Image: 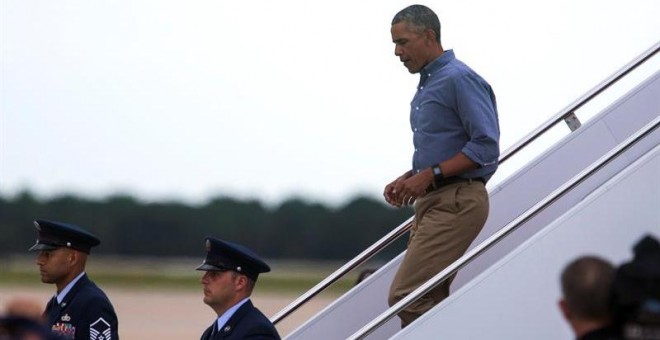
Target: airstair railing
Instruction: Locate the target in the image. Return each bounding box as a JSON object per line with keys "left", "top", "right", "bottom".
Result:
{"left": 348, "top": 115, "right": 660, "bottom": 339}
{"left": 500, "top": 40, "right": 659, "bottom": 164}
{"left": 270, "top": 216, "right": 414, "bottom": 324}
{"left": 271, "top": 40, "right": 659, "bottom": 326}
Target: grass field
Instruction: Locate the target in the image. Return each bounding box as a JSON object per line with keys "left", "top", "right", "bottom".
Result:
{"left": 0, "top": 254, "right": 370, "bottom": 293}
{"left": 1, "top": 254, "right": 383, "bottom": 338}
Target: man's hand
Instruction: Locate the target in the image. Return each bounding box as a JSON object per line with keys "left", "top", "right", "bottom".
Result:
{"left": 384, "top": 169, "right": 433, "bottom": 207}
{"left": 395, "top": 168, "right": 434, "bottom": 206}
{"left": 384, "top": 171, "right": 412, "bottom": 207}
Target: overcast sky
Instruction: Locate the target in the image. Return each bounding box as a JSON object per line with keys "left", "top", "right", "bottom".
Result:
{"left": 1, "top": 0, "right": 659, "bottom": 206}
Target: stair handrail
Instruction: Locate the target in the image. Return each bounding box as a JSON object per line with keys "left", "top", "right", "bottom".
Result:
{"left": 348, "top": 115, "right": 660, "bottom": 339}
{"left": 270, "top": 216, "right": 414, "bottom": 324}
{"left": 500, "top": 40, "right": 659, "bottom": 164}
{"left": 271, "top": 39, "right": 659, "bottom": 326}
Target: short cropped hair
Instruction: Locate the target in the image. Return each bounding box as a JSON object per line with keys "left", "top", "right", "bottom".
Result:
{"left": 561, "top": 256, "right": 615, "bottom": 320}
{"left": 391, "top": 5, "right": 441, "bottom": 43}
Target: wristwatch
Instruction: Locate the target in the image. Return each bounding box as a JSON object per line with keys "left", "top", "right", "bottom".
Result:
{"left": 432, "top": 164, "right": 444, "bottom": 187}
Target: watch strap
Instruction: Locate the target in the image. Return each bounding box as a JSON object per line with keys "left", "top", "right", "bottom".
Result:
{"left": 432, "top": 164, "right": 444, "bottom": 188}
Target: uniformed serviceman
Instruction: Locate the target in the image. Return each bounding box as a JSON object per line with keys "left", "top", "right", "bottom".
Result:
{"left": 197, "top": 237, "right": 280, "bottom": 340}
{"left": 29, "top": 219, "right": 118, "bottom": 340}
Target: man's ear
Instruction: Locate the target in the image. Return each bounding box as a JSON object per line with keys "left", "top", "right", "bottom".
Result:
{"left": 424, "top": 28, "right": 437, "bottom": 44}
{"left": 234, "top": 274, "right": 248, "bottom": 291}
{"left": 69, "top": 249, "right": 86, "bottom": 268}
{"left": 68, "top": 250, "right": 78, "bottom": 265}
{"left": 559, "top": 299, "right": 572, "bottom": 320}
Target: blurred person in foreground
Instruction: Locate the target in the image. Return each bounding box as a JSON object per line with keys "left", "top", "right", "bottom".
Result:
{"left": 0, "top": 297, "right": 60, "bottom": 340}
{"left": 611, "top": 234, "right": 660, "bottom": 340}
{"left": 197, "top": 237, "right": 280, "bottom": 340}
{"left": 384, "top": 4, "right": 499, "bottom": 327}
{"left": 3, "top": 298, "right": 44, "bottom": 322}
{"left": 28, "top": 220, "right": 118, "bottom": 340}
{"left": 0, "top": 316, "right": 58, "bottom": 340}
{"left": 559, "top": 256, "right": 618, "bottom": 340}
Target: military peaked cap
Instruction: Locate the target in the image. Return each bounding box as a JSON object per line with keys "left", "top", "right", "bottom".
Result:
{"left": 28, "top": 219, "right": 101, "bottom": 254}
{"left": 196, "top": 237, "right": 270, "bottom": 281}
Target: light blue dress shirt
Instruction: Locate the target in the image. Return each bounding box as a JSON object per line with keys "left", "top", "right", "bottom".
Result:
{"left": 410, "top": 50, "right": 500, "bottom": 181}
{"left": 56, "top": 271, "right": 86, "bottom": 303}
{"left": 215, "top": 297, "right": 250, "bottom": 332}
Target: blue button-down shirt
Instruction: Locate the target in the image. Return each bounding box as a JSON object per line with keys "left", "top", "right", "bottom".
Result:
{"left": 410, "top": 50, "right": 500, "bottom": 181}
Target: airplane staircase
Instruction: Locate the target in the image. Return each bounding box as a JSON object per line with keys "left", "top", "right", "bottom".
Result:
{"left": 272, "top": 41, "right": 660, "bottom": 340}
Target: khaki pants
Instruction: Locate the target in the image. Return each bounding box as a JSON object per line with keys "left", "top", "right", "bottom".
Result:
{"left": 388, "top": 179, "right": 489, "bottom": 327}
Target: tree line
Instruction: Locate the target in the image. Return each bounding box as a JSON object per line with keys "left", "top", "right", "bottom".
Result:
{"left": 0, "top": 191, "right": 412, "bottom": 260}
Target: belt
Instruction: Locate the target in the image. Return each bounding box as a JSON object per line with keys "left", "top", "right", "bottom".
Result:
{"left": 425, "top": 177, "right": 485, "bottom": 194}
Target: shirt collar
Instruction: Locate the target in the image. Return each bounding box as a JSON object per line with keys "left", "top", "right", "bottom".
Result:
{"left": 216, "top": 297, "right": 250, "bottom": 331}
{"left": 56, "top": 272, "right": 85, "bottom": 303}
{"left": 421, "top": 49, "right": 455, "bottom": 76}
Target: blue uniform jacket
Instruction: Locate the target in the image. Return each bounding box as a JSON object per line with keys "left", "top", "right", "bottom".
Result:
{"left": 200, "top": 300, "right": 280, "bottom": 340}
{"left": 44, "top": 274, "right": 118, "bottom": 340}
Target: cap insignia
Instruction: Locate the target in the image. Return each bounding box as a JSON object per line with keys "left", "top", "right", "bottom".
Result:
{"left": 205, "top": 240, "right": 211, "bottom": 251}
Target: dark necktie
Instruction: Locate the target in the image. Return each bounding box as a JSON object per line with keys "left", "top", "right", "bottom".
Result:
{"left": 211, "top": 322, "right": 218, "bottom": 337}
{"left": 44, "top": 296, "right": 59, "bottom": 325}
{"left": 44, "top": 296, "right": 56, "bottom": 314}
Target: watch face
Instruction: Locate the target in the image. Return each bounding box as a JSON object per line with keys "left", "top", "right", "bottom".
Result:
{"left": 433, "top": 166, "right": 442, "bottom": 175}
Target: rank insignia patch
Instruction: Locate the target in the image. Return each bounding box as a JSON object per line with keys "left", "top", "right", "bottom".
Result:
{"left": 90, "top": 317, "right": 111, "bottom": 340}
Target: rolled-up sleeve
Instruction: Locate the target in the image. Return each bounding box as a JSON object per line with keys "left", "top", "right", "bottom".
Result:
{"left": 454, "top": 74, "right": 500, "bottom": 168}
